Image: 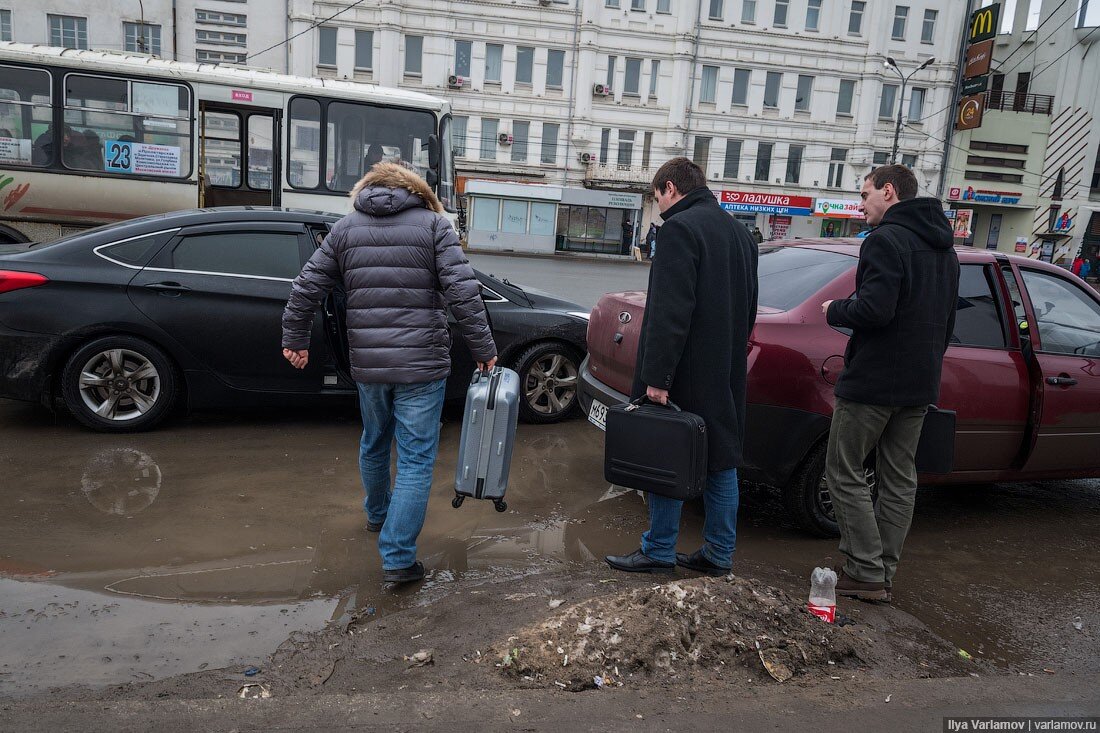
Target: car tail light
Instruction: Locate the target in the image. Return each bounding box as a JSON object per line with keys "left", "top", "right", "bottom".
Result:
{"left": 0, "top": 270, "right": 49, "bottom": 295}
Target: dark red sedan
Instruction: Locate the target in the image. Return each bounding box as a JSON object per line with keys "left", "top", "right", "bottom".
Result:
{"left": 579, "top": 240, "right": 1100, "bottom": 536}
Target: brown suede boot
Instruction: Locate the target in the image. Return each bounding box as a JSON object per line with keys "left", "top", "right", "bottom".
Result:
{"left": 836, "top": 568, "right": 888, "bottom": 601}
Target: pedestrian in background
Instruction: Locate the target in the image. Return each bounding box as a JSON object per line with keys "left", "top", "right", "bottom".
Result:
{"left": 820, "top": 165, "right": 959, "bottom": 603}
{"left": 646, "top": 222, "right": 660, "bottom": 259}
{"left": 281, "top": 163, "right": 497, "bottom": 585}
{"left": 1080, "top": 258, "right": 1092, "bottom": 282}
{"left": 605, "top": 157, "right": 758, "bottom": 576}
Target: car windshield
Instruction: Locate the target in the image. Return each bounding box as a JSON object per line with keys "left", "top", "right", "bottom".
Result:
{"left": 758, "top": 246, "right": 855, "bottom": 312}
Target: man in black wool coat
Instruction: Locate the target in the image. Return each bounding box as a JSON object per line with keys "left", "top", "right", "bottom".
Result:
{"left": 606, "top": 157, "right": 759, "bottom": 576}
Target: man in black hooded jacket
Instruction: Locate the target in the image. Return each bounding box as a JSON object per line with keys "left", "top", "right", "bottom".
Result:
{"left": 821, "top": 164, "right": 959, "bottom": 602}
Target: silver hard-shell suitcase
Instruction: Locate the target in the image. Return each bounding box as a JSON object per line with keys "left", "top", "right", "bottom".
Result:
{"left": 452, "top": 367, "right": 521, "bottom": 512}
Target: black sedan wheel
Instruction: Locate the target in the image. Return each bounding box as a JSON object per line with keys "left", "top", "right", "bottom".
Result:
{"left": 513, "top": 342, "right": 582, "bottom": 424}
{"left": 61, "top": 336, "right": 178, "bottom": 432}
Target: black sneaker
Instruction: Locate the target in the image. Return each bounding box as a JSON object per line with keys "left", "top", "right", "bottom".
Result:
{"left": 676, "top": 549, "right": 730, "bottom": 577}
{"left": 383, "top": 561, "right": 425, "bottom": 584}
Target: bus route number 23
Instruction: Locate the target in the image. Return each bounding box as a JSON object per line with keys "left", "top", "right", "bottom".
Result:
{"left": 105, "top": 141, "right": 134, "bottom": 173}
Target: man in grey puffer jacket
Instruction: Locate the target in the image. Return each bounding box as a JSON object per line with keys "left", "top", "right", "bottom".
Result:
{"left": 282, "top": 162, "right": 497, "bottom": 584}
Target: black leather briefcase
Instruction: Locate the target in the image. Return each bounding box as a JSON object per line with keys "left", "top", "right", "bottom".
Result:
{"left": 914, "top": 406, "right": 956, "bottom": 474}
{"left": 604, "top": 398, "right": 708, "bottom": 501}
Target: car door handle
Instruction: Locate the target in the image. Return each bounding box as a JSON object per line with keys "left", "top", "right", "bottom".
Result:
{"left": 144, "top": 282, "right": 191, "bottom": 293}
{"left": 1045, "top": 376, "right": 1078, "bottom": 387}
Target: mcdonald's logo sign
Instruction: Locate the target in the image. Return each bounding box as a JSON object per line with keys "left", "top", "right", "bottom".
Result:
{"left": 969, "top": 4, "right": 999, "bottom": 43}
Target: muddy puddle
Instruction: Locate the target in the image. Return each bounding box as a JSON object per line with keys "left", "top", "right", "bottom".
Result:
{"left": 2, "top": 399, "right": 1099, "bottom": 696}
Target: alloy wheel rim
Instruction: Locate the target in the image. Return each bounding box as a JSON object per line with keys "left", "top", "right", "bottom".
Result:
{"left": 78, "top": 348, "right": 161, "bottom": 422}
{"left": 818, "top": 467, "right": 877, "bottom": 523}
{"left": 524, "top": 352, "right": 578, "bottom": 415}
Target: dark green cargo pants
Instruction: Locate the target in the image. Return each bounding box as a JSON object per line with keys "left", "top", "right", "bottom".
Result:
{"left": 826, "top": 397, "right": 928, "bottom": 584}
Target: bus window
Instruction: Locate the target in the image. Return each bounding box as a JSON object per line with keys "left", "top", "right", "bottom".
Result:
{"left": 0, "top": 65, "right": 52, "bottom": 167}
{"left": 323, "top": 101, "right": 434, "bottom": 193}
{"left": 63, "top": 74, "right": 191, "bottom": 177}
{"left": 203, "top": 111, "right": 242, "bottom": 187}
{"left": 288, "top": 97, "right": 320, "bottom": 189}
{"left": 247, "top": 115, "right": 273, "bottom": 191}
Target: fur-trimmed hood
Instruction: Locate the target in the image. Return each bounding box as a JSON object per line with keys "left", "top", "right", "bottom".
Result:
{"left": 349, "top": 162, "right": 444, "bottom": 216}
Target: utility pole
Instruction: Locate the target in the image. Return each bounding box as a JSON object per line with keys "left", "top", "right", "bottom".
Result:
{"left": 886, "top": 56, "right": 936, "bottom": 164}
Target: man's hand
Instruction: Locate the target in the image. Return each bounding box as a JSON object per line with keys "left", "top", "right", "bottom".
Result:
{"left": 646, "top": 386, "right": 669, "bottom": 405}
{"left": 283, "top": 348, "right": 309, "bottom": 369}
{"left": 477, "top": 356, "right": 498, "bottom": 372}
{"left": 821, "top": 300, "right": 833, "bottom": 314}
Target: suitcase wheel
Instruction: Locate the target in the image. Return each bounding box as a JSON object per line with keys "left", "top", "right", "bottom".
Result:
{"left": 493, "top": 499, "right": 508, "bottom": 513}
{"left": 451, "top": 495, "right": 465, "bottom": 509}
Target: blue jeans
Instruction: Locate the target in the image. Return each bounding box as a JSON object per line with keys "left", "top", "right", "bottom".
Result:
{"left": 356, "top": 378, "right": 447, "bottom": 571}
{"left": 640, "top": 468, "right": 739, "bottom": 569}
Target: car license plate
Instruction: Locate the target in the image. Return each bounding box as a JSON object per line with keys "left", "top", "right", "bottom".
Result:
{"left": 588, "top": 400, "right": 608, "bottom": 431}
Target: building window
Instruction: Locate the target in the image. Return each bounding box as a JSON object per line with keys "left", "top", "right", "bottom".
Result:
{"left": 600, "top": 128, "right": 611, "bottom": 162}
{"left": 908, "top": 86, "right": 926, "bottom": 122}
{"left": 742, "top": 0, "right": 756, "bottom": 23}
{"left": 196, "top": 30, "right": 246, "bottom": 46}
{"left": 48, "top": 14, "right": 88, "bottom": 49}
{"left": 196, "top": 10, "right": 247, "bottom": 26}
{"left": 828, "top": 147, "right": 847, "bottom": 188}
{"left": 755, "top": 142, "right": 772, "bottom": 181}
{"left": 473, "top": 198, "right": 500, "bottom": 232}
{"left": 196, "top": 50, "right": 247, "bottom": 63}
{"left": 123, "top": 22, "right": 161, "bottom": 55}
{"left": 624, "top": 57, "right": 642, "bottom": 95}
{"left": 693, "top": 136, "right": 711, "bottom": 170}
{"left": 786, "top": 144, "right": 803, "bottom": 184}
{"left": 774, "top": 0, "right": 789, "bottom": 27}
{"left": 849, "top": 1, "right": 865, "bottom": 34}
{"left": 607, "top": 56, "right": 617, "bottom": 87}
{"left": 806, "top": 0, "right": 821, "bottom": 31}
{"left": 764, "top": 71, "right": 781, "bottom": 108}
{"left": 649, "top": 60, "right": 660, "bottom": 97}
{"left": 837, "top": 79, "right": 855, "bottom": 116}
{"left": 512, "top": 121, "right": 529, "bottom": 163}
{"left": 316, "top": 26, "right": 337, "bottom": 66}
{"left": 480, "top": 118, "right": 498, "bottom": 159}
{"left": 606, "top": 0, "right": 619, "bottom": 7}
{"left": 921, "top": 9, "right": 937, "bottom": 43}
{"left": 632, "top": 0, "right": 646, "bottom": 9}
{"left": 355, "top": 30, "right": 373, "bottom": 70}
{"left": 618, "top": 129, "right": 636, "bottom": 167}
{"left": 501, "top": 200, "right": 528, "bottom": 235}
{"left": 541, "top": 122, "right": 559, "bottom": 164}
{"left": 0, "top": 10, "right": 10, "bottom": 42}
{"left": 454, "top": 40, "right": 472, "bottom": 78}
{"left": 516, "top": 46, "right": 534, "bottom": 85}
{"left": 709, "top": 0, "right": 724, "bottom": 20}
{"left": 700, "top": 65, "right": 719, "bottom": 104}
{"left": 1026, "top": 0, "right": 1041, "bottom": 31}
{"left": 723, "top": 139, "right": 741, "bottom": 178}
{"left": 902, "top": 153, "right": 917, "bottom": 168}
{"left": 732, "top": 68, "right": 750, "bottom": 105}
{"left": 892, "top": 6, "right": 908, "bottom": 40}
{"left": 795, "top": 74, "right": 813, "bottom": 111}
{"left": 547, "top": 50, "right": 565, "bottom": 88}
{"left": 879, "top": 83, "right": 898, "bottom": 118}
{"left": 453, "top": 116, "right": 468, "bottom": 157}
{"left": 873, "top": 151, "right": 890, "bottom": 165}
{"left": 485, "top": 44, "right": 503, "bottom": 83}
{"left": 657, "top": 0, "right": 672, "bottom": 13}
{"left": 642, "top": 131, "right": 653, "bottom": 167}
{"left": 404, "top": 35, "right": 423, "bottom": 75}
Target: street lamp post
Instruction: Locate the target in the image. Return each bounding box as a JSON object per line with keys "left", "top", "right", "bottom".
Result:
{"left": 886, "top": 56, "right": 936, "bottom": 165}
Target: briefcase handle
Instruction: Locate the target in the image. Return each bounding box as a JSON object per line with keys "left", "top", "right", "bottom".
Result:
{"left": 627, "top": 396, "right": 683, "bottom": 412}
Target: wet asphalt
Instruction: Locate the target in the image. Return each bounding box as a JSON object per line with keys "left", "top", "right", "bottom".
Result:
{"left": 1, "top": 254, "right": 1098, "bottom": 698}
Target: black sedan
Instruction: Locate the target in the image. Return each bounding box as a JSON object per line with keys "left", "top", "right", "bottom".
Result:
{"left": 0, "top": 208, "right": 589, "bottom": 432}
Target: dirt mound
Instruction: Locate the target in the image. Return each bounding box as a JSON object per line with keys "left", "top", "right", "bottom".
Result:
{"left": 496, "top": 575, "right": 868, "bottom": 690}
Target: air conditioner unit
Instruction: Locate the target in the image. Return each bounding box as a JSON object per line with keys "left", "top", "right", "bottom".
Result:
{"left": 593, "top": 83, "right": 611, "bottom": 96}
{"left": 578, "top": 152, "right": 597, "bottom": 164}
{"left": 538, "top": 0, "right": 553, "bottom": 5}
{"left": 447, "top": 74, "right": 466, "bottom": 89}
{"left": 498, "top": 132, "right": 514, "bottom": 146}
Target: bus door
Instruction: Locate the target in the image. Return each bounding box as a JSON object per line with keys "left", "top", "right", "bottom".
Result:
{"left": 199, "top": 101, "right": 282, "bottom": 207}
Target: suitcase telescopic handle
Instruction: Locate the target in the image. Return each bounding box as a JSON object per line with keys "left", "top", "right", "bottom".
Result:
{"left": 628, "top": 396, "right": 682, "bottom": 412}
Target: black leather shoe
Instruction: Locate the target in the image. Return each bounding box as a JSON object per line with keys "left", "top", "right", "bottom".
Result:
{"left": 366, "top": 520, "right": 383, "bottom": 533}
{"left": 605, "top": 549, "right": 675, "bottom": 574}
{"left": 383, "top": 561, "right": 425, "bottom": 584}
{"left": 676, "top": 549, "right": 730, "bottom": 577}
